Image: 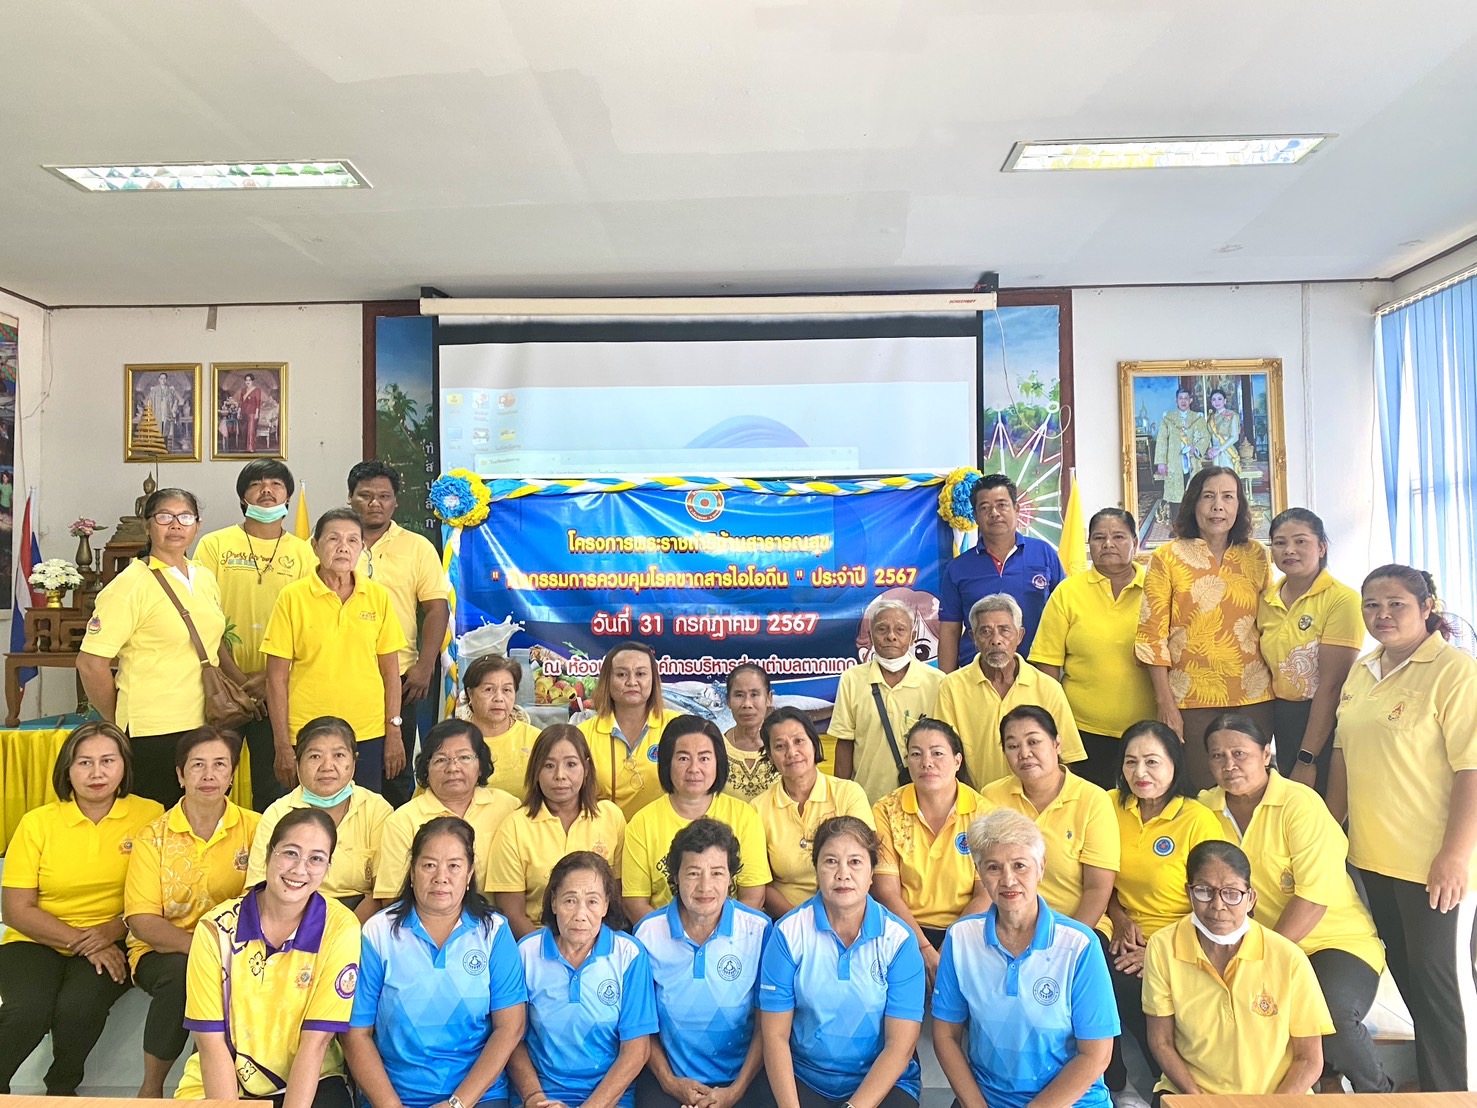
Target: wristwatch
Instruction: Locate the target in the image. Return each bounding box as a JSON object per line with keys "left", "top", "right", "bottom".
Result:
{"left": 448, "top": 1096, "right": 466, "bottom": 1108}
{"left": 1296, "top": 748, "right": 1317, "bottom": 765}
{"left": 388, "top": 715, "right": 403, "bottom": 727}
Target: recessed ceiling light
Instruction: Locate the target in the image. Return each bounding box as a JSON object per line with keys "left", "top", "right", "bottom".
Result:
{"left": 45, "top": 160, "right": 369, "bottom": 192}
{"left": 1002, "top": 135, "right": 1330, "bottom": 172}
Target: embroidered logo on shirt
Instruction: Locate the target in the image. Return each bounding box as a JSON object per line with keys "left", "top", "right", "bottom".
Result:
{"left": 119, "top": 838, "right": 134, "bottom": 854}
{"left": 717, "top": 955, "right": 742, "bottom": 982}
{"left": 1032, "top": 977, "right": 1061, "bottom": 1005}
{"left": 1297, "top": 614, "right": 1314, "bottom": 631}
{"left": 1031, "top": 573, "right": 1048, "bottom": 590}
{"left": 647, "top": 746, "right": 660, "bottom": 762}
{"left": 954, "top": 832, "right": 971, "bottom": 855}
{"left": 1252, "top": 991, "right": 1279, "bottom": 1016}
{"left": 234, "top": 848, "right": 250, "bottom": 871}
{"left": 296, "top": 966, "right": 314, "bottom": 989}
{"left": 1279, "top": 869, "right": 1296, "bottom": 894}
{"left": 1152, "top": 836, "right": 1175, "bottom": 857}
{"left": 335, "top": 964, "right": 358, "bottom": 999}
{"left": 870, "top": 956, "right": 887, "bottom": 984}
{"left": 359, "top": 611, "right": 376, "bottom": 621}
{"left": 597, "top": 978, "right": 621, "bottom": 1006}
{"left": 87, "top": 616, "right": 102, "bottom": 634}
{"left": 1388, "top": 703, "right": 1405, "bottom": 722}
{"left": 463, "top": 949, "right": 488, "bottom": 976}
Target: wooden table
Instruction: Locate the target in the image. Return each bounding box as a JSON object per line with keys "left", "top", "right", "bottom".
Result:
{"left": 1165, "top": 1096, "right": 1467, "bottom": 1107}
{"left": 3, "top": 652, "right": 91, "bottom": 726}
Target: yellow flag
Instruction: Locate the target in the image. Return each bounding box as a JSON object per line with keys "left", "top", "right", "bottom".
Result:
{"left": 1058, "top": 470, "right": 1088, "bottom": 575}
{"left": 293, "top": 484, "right": 311, "bottom": 540}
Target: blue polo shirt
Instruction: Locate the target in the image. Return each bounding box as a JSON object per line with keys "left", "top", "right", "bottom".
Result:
{"left": 518, "top": 924, "right": 659, "bottom": 1108}
{"left": 932, "top": 899, "right": 1118, "bottom": 1108}
{"left": 634, "top": 899, "right": 770, "bottom": 1087}
{"left": 758, "top": 895, "right": 925, "bottom": 1101}
{"left": 941, "top": 534, "right": 1064, "bottom": 662}
{"left": 351, "top": 907, "right": 526, "bottom": 1108}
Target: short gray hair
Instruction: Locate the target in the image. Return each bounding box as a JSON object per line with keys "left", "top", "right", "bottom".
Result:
{"left": 968, "top": 593, "right": 1023, "bottom": 634}
{"left": 867, "top": 598, "right": 915, "bottom": 634}
{"left": 967, "top": 808, "right": 1046, "bottom": 873}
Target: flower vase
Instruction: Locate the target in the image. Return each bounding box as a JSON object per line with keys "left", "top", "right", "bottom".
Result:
{"left": 75, "top": 533, "right": 94, "bottom": 573}
{"left": 44, "top": 588, "right": 65, "bottom": 608}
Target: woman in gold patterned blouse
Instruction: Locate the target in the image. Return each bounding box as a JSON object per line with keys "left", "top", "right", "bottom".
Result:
{"left": 722, "top": 663, "right": 781, "bottom": 800}
{"left": 1136, "top": 465, "right": 1273, "bottom": 790}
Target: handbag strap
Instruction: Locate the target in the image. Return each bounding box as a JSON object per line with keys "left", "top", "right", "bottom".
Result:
{"left": 870, "top": 683, "right": 906, "bottom": 773}
{"left": 150, "top": 568, "right": 210, "bottom": 665}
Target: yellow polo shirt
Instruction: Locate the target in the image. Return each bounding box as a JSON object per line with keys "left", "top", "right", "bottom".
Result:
{"left": 177, "top": 891, "right": 359, "bottom": 1099}
{"left": 357, "top": 521, "right": 450, "bottom": 675}
{"left": 622, "top": 792, "right": 772, "bottom": 907}
{"left": 581, "top": 708, "right": 682, "bottom": 818}
{"left": 1143, "top": 916, "right": 1334, "bottom": 1096}
{"left": 193, "top": 525, "right": 317, "bottom": 674}
{"left": 1, "top": 794, "right": 165, "bottom": 948}
{"left": 872, "top": 782, "right": 988, "bottom": 928}
{"left": 981, "top": 771, "right": 1119, "bottom": 919}
{"left": 1029, "top": 565, "right": 1157, "bottom": 737}
{"left": 1336, "top": 633, "right": 1477, "bottom": 884}
{"left": 829, "top": 658, "right": 946, "bottom": 804}
{"left": 81, "top": 558, "right": 228, "bottom": 736}
{"left": 1198, "top": 773, "right": 1383, "bottom": 972}
{"left": 751, "top": 773, "right": 875, "bottom": 907}
{"left": 1256, "top": 571, "right": 1365, "bottom": 702}
{"left": 245, "top": 787, "right": 394, "bottom": 902}
{"left": 260, "top": 571, "right": 407, "bottom": 744}
{"left": 124, "top": 801, "right": 261, "bottom": 973}
{"left": 372, "top": 786, "right": 520, "bottom": 899}
{"left": 484, "top": 719, "right": 538, "bottom": 798}
{"left": 1109, "top": 792, "right": 1225, "bottom": 940}
{"left": 486, "top": 799, "right": 627, "bottom": 924}
{"left": 934, "top": 655, "right": 1087, "bottom": 786}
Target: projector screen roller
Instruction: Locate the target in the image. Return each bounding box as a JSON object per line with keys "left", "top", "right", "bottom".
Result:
{"left": 438, "top": 317, "right": 978, "bottom": 478}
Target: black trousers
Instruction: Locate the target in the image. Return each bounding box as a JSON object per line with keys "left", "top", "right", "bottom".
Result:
{"left": 1360, "top": 869, "right": 1477, "bottom": 1091}
{"left": 242, "top": 714, "right": 287, "bottom": 811}
{"left": 0, "top": 940, "right": 130, "bottom": 1093}
{"left": 1307, "top": 947, "right": 1392, "bottom": 1092}
{"left": 251, "top": 1073, "right": 354, "bottom": 1108}
{"left": 1076, "top": 731, "right": 1124, "bottom": 791}
{"left": 128, "top": 730, "right": 189, "bottom": 808}
{"left": 801, "top": 1084, "right": 915, "bottom": 1108}
{"left": 637, "top": 1068, "right": 775, "bottom": 1108}
{"left": 133, "top": 950, "right": 191, "bottom": 1061}
{"left": 1270, "top": 698, "right": 1334, "bottom": 795}
{"left": 1107, "top": 953, "right": 1150, "bottom": 1086}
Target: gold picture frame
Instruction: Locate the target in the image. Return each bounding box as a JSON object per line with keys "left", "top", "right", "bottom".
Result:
{"left": 211, "top": 362, "right": 288, "bottom": 460}
{"left": 125, "top": 362, "right": 202, "bottom": 462}
{"left": 1119, "top": 358, "right": 1287, "bottom": 549}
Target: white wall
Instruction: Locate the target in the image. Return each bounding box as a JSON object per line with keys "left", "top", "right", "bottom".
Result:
{"left": 1070, "top": 281, "right": 1391, "bottom": 585}
{"left": 1391, "top": 241, "right": 1477, "bottom": 301}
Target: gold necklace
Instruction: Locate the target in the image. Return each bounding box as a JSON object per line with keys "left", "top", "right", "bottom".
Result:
{"left": 243, "top": 525, "right": 286, "bottom": 585}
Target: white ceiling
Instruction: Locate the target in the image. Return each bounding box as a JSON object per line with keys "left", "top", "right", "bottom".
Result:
{"left": 5, "top": 0, "right": 1477, "bottom": 306}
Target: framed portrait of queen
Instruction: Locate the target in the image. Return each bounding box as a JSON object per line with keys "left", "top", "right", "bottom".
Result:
{"left": 212, "top": 362, "right": 287, "bottom": 459}
{"left": 1119, "top": 358, "right": 1287, "bottom": 550}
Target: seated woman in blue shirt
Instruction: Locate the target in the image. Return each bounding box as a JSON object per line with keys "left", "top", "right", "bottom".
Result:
{"left": 932, "top": 808, "right": 1118, "bottom": 1108}
{"left": 759, "top": 816, "right": 925, "bottom": 1108}
{"left": 634, "top": 818, "right": 774, "bottom": 1108}
{"left": 510, "top": 852, "right": 658, "bottom": 1108}
{"left": 345, "top": 816, "right": 527, "bottom": 1108}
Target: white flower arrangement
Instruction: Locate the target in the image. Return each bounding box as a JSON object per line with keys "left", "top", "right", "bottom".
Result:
{"left": 29, "top": 558, "right": 83, "bottom": 591}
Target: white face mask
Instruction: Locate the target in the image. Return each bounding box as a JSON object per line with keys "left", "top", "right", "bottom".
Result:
{"left": 1191, "top": 912, "right": 1251, "bottom": 947}
{"left": 874, "top": 652, "right": 912, "bottom": 673}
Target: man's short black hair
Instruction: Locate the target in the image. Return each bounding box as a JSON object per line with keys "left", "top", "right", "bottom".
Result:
{"left": 236, "top": 460, "right": 296, "bottom": 508}
{"left": 347, "top": 460, "right": 400, "bottom": 495}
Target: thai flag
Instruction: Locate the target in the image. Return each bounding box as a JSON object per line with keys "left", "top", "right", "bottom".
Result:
{"left": 10, "top": 489, "right": 43, "bottom": 688}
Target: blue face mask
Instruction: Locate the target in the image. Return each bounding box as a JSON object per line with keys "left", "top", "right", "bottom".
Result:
{"left": 302, "top": 781, "right": 354, "bottom": 808}
{"left": 244, "top": 503, "right": 290, "bottom": 524}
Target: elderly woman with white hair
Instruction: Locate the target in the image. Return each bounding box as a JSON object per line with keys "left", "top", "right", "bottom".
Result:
{"left": 832, "top": 597, "right": 946, "bottom": 804}
{"left": 932, "top": 809, "right": 1118, "bottom": 1108}
{"left": 935, "top": 594, "right": 1088, "bottom": 786}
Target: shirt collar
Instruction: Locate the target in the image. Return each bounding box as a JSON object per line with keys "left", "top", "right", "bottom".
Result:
{"left": 540, "top": 922, "right": 615, "bottom": 965}
{"left": 971, "top": 653, "right": 1034, "bottom": 687}
{"left": 1363, "top": 632, "right": 1448, "bottom": 680}
{"left": 1170, "top": 912, "right": 1266, "bottom": 967}
{"left": 775, "top": 773, "right": 830, "bottom": 811}
{"left": 984, "top": 896, "right": 1055, "bottom": 954}
{"left": 406, "top": 906, "right": 479, "bottom": 949}
{"left": 862, "top": 656, "right": 928, "bottom": 688}
{"left": 1118, "top": 792, "right": 1187, "bottom": 824}
{"left": 900, "top": 780, "right": 978, "bottom": 817}
{"left": 1085, "top": 563, "right": 1146, "bottom": 590}
{"left": 60, "top": 797, "right": 131, "bottom": 825}
{"left": 166, "top": 799, "right": 240, "bottom": 840}
{"left": 812, "top": 893, "right": 885, "bottom": 944}
{"left": 368, "top": 520, "right": 404, "bottom": 552}
{"left": 306, "top": 568, "right": 368, "bottom": 598}
{"left": 661, "top": 897, "right": 737, "bottom": 943}
{"left": 975, "top": 535, "right": 1025, "bottom": 558}
{"left": 235, "top": 886, "right": 329, "bottom": 953}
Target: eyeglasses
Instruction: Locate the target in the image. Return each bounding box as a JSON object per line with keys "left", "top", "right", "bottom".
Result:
{"left": 429, "top": 753, "right": 479, "bottom": 770}
{"left": 151, "top": 512, "right": 198, "bottom": 526}
{"left": 1189, "top": 883, "right": 1250, "bottom": 906}
{"left": 273, "top": 846, "right": 331, "bottom": 873}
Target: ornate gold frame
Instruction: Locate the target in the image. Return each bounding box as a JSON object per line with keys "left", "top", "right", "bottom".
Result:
{"left": 211, "top": 361, "right": 289, "bottom": 460}
{"left": 1118, "top": 357, "right": 1287, "bottom": 548}
{"left": 124, "top": 362, "right": 202, "bottom": 462}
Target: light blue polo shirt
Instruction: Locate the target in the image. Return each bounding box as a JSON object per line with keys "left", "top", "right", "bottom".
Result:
{"left": 518, "top": 924, "right": 659, "bottom": 1108}
{"left": 633, "top": 898, "right": 770, "bottom": 1087}
{"left": 758, "top": 895, "right": 925, "bottom": 1101}
{"left": 931, "top": 898, "right": 1118, "bottom": 1108}
{"left": 351, "top": 907, "right": 526, "bottom": 1108}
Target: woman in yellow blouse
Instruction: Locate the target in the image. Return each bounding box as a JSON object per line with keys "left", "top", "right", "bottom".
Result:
{"left": 489, "top": 723, "right": 627, "bottom": 938}
{"left": 722, "top": 663, "right": 780, "bottom": 801}
{"left": 579, "top": 640, "right": 680, "bottom": 818}
{"left": 1030, "top": 507, "right": 1157, "bottom": 789}
{"left": 871, "top": 718, "right": 990, "bottom": 984}
{"left": 246, "top": 716, "right": 394, "bottom": 923}
{"left": 124, "top": 726, "right": 262, "bottom": 1098}
{"left": 463, "top": 653, "right": 539, "bottom": 796}
{"left": 1201, "top": 711, "right": 1392, "bottom": 1092}
{"left": 1256, "top": 508, "right": 1363, "bottom": 795}
{"left": 0, "top": 723, "right": 164, "bottom": 1095}
{"left": 1136, "top": 465, "right": 1274, "bottom": 789}
{"left": 1206, "top": 389, "right": 1242, "bottom": 471}
{"left": 751, "top": 707, "right": 873, "bottom": 918}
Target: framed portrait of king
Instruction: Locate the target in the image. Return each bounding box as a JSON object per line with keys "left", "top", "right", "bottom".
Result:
{"left": 1119, "top": 358, "right": 1287, "bottom": 550}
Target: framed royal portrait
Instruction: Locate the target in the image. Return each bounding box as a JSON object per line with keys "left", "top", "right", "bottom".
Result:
{"left": 1119, "top": 358, "right": 1287, "bottom": 549}
{"left": 125, "top": 362, "right": 202, "bottom": 462}
{"left": 211, "top": 362, "right": 287, "bottom": 460}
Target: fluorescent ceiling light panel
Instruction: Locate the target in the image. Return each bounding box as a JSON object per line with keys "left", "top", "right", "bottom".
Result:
{"left": 1003, "top": 136, "right": 1329, "bottom": 171}
{"left": 45, "top": 161, "right": 369, "bottom": 191}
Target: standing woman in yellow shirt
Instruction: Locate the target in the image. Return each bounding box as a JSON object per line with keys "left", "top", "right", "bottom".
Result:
{"left": 1329, "top": 564, "right": 1477, "bottom": 1092}
{"left": 580, "top": 640, "right": 680, "bottom": 818}
{"left": 1256, "top": 508, "right": 1364, "bottom": 796}
{"left": 124, "top": 726, "right": 261, "bottom": 1098}
{"left": 1136, "top": 466, "right": 1274, "bottom": 790}
{"left": 1030, "top": 508, "right": 1157, "bottom": 788}
{"left": 78, "top": 488, "right": 254, "bottom": 807}
{"left": 0, "top": 723, "right": 164, "bottom": 1095}
{"left": 462, "top": 653, "right": 539, "bottom": 796}
{"left": 722, "top": 663, "right": 780, "bottom": 801}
